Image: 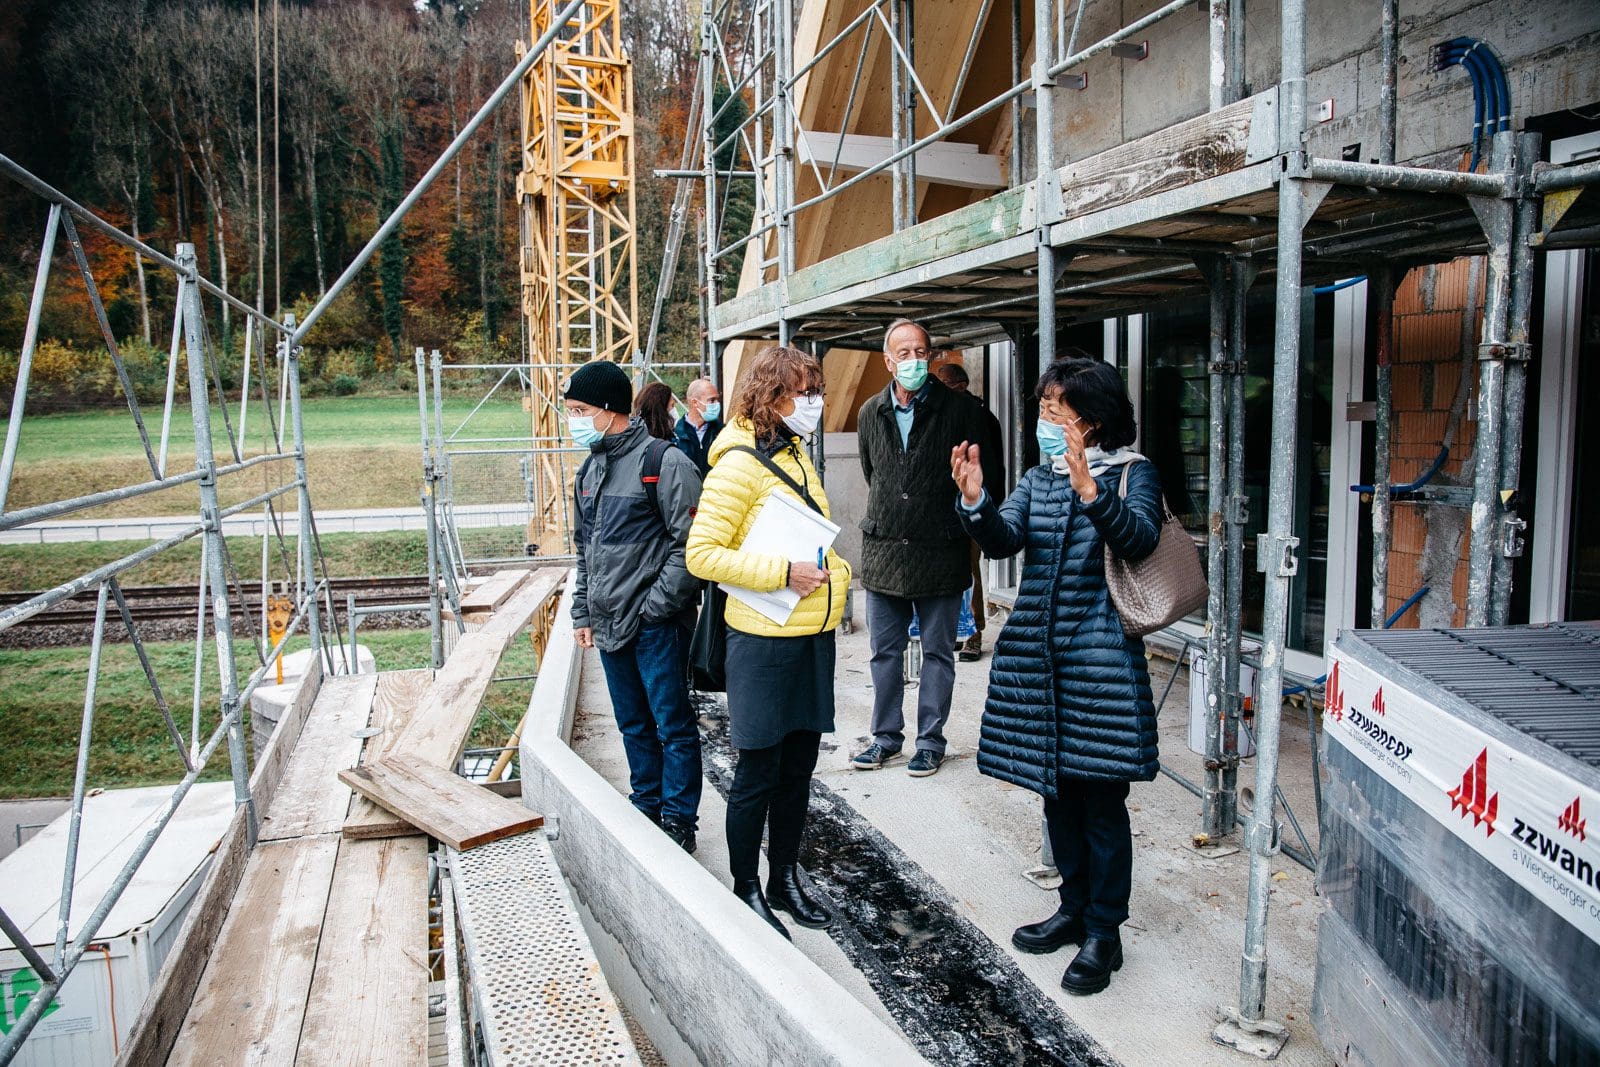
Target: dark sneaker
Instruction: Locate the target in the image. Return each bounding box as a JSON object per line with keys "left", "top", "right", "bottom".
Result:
{"left": 958, "top": 634, "right": 982, "bottom": 662}
{"left": 907, "top": 750, "right": 943, "bottom": 777}
{"left": 661, "top": 818, "right": 697, "bottom": 855}
{"left": 851, "top": 742, "right": 898, "bottom": 770}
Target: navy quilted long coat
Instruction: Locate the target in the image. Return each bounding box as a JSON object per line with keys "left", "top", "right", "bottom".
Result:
{"left": 959, "top": 461, "right": 1164, "bottom": 797}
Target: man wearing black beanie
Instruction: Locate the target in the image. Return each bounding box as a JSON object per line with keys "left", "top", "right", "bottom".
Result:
{"left": 565, "top": 360, "right": 705, "bottom": 852}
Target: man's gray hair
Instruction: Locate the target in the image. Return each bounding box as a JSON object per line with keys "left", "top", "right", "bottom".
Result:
{"left": 882, "top": 318, "right": 931, "bottom": 353}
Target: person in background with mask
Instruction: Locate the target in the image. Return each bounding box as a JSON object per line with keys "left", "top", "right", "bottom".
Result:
{"left": 564, "top": 360, "right": 705, "bottom": 854}
{"left": 851, "top": 319, "right": 1001, "bottom": 779}
{"left": 933, "top": 361, "right": 1006, "bottom": 662}
{"left": 674, "top": 377, "right": 724, "bottom": 476}
{"left": 686, "top": 345, "right": 851, "bottom": 939}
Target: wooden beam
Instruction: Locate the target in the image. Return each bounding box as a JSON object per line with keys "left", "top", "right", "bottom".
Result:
{"left": 343, "top": 668, "right": 435, "bottom": 840}
{"left": 296, "top": 837, "right": 430, "bottom": 1065}
{"left": 258, "top": 673, "right": 378, "bottom": 843}
{"left": 822, "top": 349, "right": 873, "bottom": 433}
{"left": 798, "top": 131, "right": 1006, "bottom": 190}
{"left": 339, "top": 757, "right": 544, "bottom": 851}
{"left": 166, "top": 835, "right": 340, "bottom": 1067}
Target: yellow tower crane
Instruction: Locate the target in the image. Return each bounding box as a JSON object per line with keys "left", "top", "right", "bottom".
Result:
{"left": 519, "top": 0, "right": 638, "bottom": 553}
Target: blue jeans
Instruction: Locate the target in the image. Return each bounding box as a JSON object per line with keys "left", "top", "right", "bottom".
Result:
{"left": 598, "top": 622, "right": 703, "bottom": 828}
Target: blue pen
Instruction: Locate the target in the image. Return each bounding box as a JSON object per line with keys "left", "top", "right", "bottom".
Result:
{"left": 817, "top": 547, "right": 826, "bottom": 571}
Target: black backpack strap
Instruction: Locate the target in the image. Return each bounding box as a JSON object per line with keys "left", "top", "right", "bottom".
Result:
{"left": 640, "top": 437, "right": 673, "bottom": 520}
{"left": 727, "top": 444, "right": 822, "bottom": 514}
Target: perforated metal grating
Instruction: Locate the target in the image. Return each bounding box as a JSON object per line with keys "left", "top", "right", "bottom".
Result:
{"left": 448, "top": 831, "right": 641, "bottom": 1065}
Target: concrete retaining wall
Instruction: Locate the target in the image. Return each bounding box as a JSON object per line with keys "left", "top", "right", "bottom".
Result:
{"left": 519, "top": 582, "right": 923, "bottom": 1067}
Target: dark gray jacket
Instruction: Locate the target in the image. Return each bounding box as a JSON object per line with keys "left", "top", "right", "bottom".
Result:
{"left": 571, "top": 419, "right": 703, "bottom": 652}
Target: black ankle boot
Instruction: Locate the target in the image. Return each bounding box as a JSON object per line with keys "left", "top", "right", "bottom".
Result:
{"left": 764, "top": 864, "right": 831, "bottom": 929}
{"left": 1061, "top": 935, "right": 1123, "bottom": 996}
{"left": 1011, "top": 908, "right": 1086, "bottom": 954}
{"left": 733, "top": 878, "right": 791, "bottom": 940}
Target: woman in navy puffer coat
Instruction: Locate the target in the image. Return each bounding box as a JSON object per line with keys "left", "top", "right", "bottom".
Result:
{"left": 951, "top": 357, "right": 1163, "bottom": 997}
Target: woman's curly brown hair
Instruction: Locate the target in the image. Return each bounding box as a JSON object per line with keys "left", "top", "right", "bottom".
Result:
{"left": 732, "top": 345, "right": 824, "bottom": 443}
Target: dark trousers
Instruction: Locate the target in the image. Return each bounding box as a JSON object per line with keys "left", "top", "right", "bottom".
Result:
{"left": 599, "top": 622, "right": 703, "bottom": 829}
{"left": 866, "top": 589, "right": 960, "bottom": 756}
{"left": 1044, "top": 778, "right": 1133, "bottom": 937}
{"left": 725, "top": 730, "right": 821, "bottom": 882}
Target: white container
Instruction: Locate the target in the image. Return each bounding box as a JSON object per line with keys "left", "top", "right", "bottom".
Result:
{"left": 250, "top": 644, "right": 378, "bottom": 757}
{"left": 0, "top": 783, "right": 234, "bottom": 1066}
{"left": 1187, "top": 643, "right": 1258, "bottom": 759}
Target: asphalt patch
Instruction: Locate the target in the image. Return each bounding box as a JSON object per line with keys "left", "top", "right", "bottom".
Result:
{"left": 692, "top": 692, "right": 1118, "bottom": 1067}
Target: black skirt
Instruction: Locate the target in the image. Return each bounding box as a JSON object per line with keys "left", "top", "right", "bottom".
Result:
{"left": 724, "top": 629, "right": 837, "bottom": 750}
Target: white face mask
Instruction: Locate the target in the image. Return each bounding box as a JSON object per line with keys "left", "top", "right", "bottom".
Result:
{"left": 783, "top": 395, "right": 825, "bottom": 437}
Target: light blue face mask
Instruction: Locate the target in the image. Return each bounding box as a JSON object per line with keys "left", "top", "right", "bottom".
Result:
{"left": 701, "top": 401, "right": 722, "bottom": 422}
{"left": 894, "top": 358, "right": 929, "bottom": 392}
{"left": 1035, "top": 418, "right": 1069, "bottom": 458}
{"left": 567, "top": 412, "right": 607, "bottom": 449}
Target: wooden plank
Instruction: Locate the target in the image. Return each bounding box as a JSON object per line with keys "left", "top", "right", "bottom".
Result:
{"left": 296, "top": 837, "right": 430, "bottom": 1065}
{"left": 166, "top": 835, "right": 340, "bottom": 1067}
{"left": 476, "top": 568, "right": 564, "bottom": 642}
{"left": 258, "top": 673, "right": 378, "bottom": 843}
{"left": 339, "top": 757, "right": 543, "bottom": 851}
{"left": 457, "top": 567, "right": 531, "bottom": 614}
{"left": 119, "top": 660, "right": 326, "bottom": 1066}
{"left": 345, "top": 668, "right": 435, "bottom": 838}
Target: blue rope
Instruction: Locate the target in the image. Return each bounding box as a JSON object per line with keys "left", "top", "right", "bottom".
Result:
{"left": 1277, "top": 586, "right": 1431, "bottom": 696}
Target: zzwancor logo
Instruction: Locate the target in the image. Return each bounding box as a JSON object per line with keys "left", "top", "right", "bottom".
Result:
{"left": 1325, "top": 661, "right": 1345, "bottom": 722}
{"left": 1447, "top": 747, "right": 1499, "bottom": 836}
{"left": 1559, "top": 797, "right": 1588, "bottom": 842}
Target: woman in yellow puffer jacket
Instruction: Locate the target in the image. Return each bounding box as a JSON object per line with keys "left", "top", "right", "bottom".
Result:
{"left": 686, "top": 344, "right": 850, "bottom": 940}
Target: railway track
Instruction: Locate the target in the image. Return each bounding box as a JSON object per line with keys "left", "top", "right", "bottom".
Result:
{"left": 0, "top": 575, "right": 433, "bottom": 628}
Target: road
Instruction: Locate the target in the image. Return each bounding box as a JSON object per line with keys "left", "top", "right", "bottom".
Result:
{"left": 0, "top": 503, "right": 534, "bottom": 545}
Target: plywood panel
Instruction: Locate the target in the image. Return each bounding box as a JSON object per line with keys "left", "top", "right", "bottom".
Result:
{"left": 296, "top": 837, "right": 430, "bottom": 1066}
{"left": 168, "top": 835, "right": 339, "bottom": 1067}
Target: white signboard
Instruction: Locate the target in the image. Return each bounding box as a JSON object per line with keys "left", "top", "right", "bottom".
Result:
{"left": 1325, "top": 655, "right": 1600, "bottom": 944}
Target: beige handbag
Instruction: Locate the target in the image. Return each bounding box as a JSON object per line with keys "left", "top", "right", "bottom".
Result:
{"left": 1103, "top": 461, "right": 1208, "bottom": 638}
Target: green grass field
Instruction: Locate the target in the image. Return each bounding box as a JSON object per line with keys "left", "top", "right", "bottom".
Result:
{"left": 0, "top": 627, "right": 537, "bottom": 798}
{"left": 2, "top": 393, "right": 530, "bottom": 517}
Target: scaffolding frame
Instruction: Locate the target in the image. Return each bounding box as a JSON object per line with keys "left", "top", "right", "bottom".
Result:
{"left": 693, "top": 0, "right": 1600, "bottom": 1050}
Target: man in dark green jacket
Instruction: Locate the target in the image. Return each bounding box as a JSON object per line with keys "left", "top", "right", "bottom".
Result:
{"left": 851, "top": 319, "right": 1002, "bottom": 778}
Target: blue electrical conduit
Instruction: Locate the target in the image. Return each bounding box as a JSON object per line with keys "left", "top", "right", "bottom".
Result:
{"left": 1350, "top": 442, "right": 1450, "bottom": 495}
{"left": 1313, "top": 276, "right": 1367, "bottom": 295}
{"left": 1279, "top": 585, "right": 1431, "bottom": 697}
{"left": 1436, "top": 37, "right": 1511, "bottom": 169}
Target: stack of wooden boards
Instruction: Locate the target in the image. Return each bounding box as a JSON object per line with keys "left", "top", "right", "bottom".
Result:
{"left": 138, "top": 566, "right": 563, "bottom": 1066}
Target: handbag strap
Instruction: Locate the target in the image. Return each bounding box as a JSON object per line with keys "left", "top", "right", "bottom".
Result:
{"left": 727, "top": 444, "right": 823, "bottom": 515}
{"left": 1110, "top": 458, "right": 1177, "bottom": 522}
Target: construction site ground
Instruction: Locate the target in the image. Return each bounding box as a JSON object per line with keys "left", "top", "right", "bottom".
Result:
{"left": 569, "top": 590, "right": 1331, "bottom": 1066}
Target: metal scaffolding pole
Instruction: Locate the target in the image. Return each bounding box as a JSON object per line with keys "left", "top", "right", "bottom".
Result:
{"left": 774, "top": 0, "right": 796, "bottom": 346}
{"left": 1489, "top": 131, "right": 1542, "bottom": 624}
{"left": 285, "top": 315, "right": 324, "bottom": 680}
{"left": 1201, "top": 256, "right": 1231, "bottom": 839}
{"left": 417, "top": 347, "right": 445, "bottom": 669}
{"left": 1369, "top": 266, "right": 1396, "bottom": 627}
{"left": 701, "top": 16, "right": 721, "bottom": 363}
{"left": 179, "top": 243, "right": 255, "bottom": 844}
{"left": 1222, "top": 259, "right": 1255, "bottom": 834}
{"left": 1465, "top": 132, "right": 1518, "bottom": 627}
{"left": 1033, "top": 0, "right": 1059, "bottom": 368}
{"left": 1218, "top": 0, "right": 1317, "bottom": 1049}
{"left": 888, "top": 0, "right": 911, "bottom": 232}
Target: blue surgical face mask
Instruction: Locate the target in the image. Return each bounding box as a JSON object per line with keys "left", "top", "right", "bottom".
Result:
{"left": 895, "top": 358, "right": 929, "bottom": 392}
{"left": 701, "top": 401, "right": 722, "bottom": 422}
{"left": 1035, "top": 418, "right": 1069, "bottom": 458}
{"left": 567, "top": 412, "right": 607, "bottom": 449}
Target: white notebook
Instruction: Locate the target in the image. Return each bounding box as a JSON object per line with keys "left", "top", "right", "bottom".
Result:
{"left": 719, "top": 486, "right": 841, "bottom": 625}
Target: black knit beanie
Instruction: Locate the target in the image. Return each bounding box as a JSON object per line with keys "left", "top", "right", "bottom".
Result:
{"left": 561, "top": 361, "right": 632, "bottom": 414}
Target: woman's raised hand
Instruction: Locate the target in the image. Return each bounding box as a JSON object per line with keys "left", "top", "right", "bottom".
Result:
{"left": 950, "top": 441, "right": 984, "bottom": 506}
{"left": 1063, "top": 419, "right": 1098, "bottom": 502}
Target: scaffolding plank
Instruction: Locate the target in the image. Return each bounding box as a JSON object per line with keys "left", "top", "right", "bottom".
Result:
{"left": 458, "top": 566, "right": 532, "bottom": 614}
{"left": 296, "top": 836, "right": 430, "bottom": 1066}
{"left": 167, "top": 835, "right": 340, "bottom": 1067}
{"left": 258, "top": 672, "right": 379, "bottom": 843}
{"left": 339, "top": 756, "right": 543, "bottom": 851}
{"left": 474, "top": 567, "right": 564, "bottom": 643}
{"left": 345, "top": 668, "right": 436, "bottom": 839}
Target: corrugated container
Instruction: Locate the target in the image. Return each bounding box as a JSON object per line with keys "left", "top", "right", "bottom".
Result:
{"left": 0, "top": 783, "right": 234, "bottom": 1066}
{"left": 1314, "top": 624, "right": 1600, "bottom": 1066}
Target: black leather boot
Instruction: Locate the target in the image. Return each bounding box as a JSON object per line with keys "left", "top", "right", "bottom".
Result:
{"left": 733, "top": 879, "right": 791, "bottom": 940}
{"left": 1011, "top": 908, "right": 1086, "bottom": 954}
{"left": 765, "top": 864, "right": 832, "bottom": 929}
{"left": 1061, "top": 935, "right": 1123, "bottom": 996}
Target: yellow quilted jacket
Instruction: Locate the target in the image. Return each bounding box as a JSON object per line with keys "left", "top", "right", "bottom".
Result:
{"left": 686, "top": 421, "right": 851, "bottom": 637}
